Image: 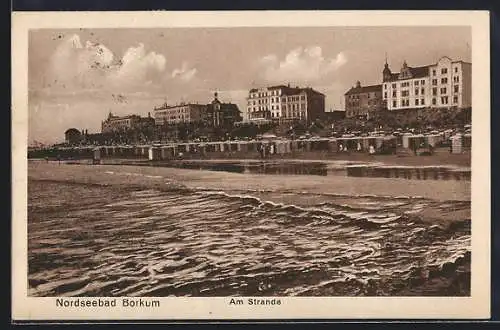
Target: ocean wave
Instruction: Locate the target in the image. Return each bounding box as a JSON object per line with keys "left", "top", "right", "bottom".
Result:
{"left": 28, "top": 181, "right": 471, "bottom": 297}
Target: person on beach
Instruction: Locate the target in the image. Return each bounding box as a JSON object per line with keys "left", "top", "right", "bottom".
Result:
{"left": 369, "top": 145, "right": 375, "bottom": 155}
{"left": 339, "top": 144, "right": 343, "bottom": 153}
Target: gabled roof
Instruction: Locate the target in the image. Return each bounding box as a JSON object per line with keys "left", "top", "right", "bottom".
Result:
{"left": 385, "top": 65, "right": 430, "bottom": 82}
{"left": 344, "top": 84, "right": 382, "bottom": 95}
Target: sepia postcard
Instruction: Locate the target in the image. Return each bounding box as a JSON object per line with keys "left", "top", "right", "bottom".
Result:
{"left": 12, "top": 10, "right": 491, "bottom": 321}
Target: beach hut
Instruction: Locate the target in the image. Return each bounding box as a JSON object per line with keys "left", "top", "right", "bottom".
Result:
{"left": 450, "top": 134, "right": 463, "bottom": 154}
{"left": 92, "top": 147, "right": 101, "bottom": 164}
{"left": 426, "top": 134, "right": 442, "bottom": 147}
{"left": 402, "top": 133, "right": 413, "bottom": 149}
{"left": 247, "top": 141, "right": 257, "bottom": 153}
{"left": 304, "top": 140, "right": 312, "bottom": 152}
{"left": 443, "top": 129, "right": 454, "bottom": 140}
{"left": 463, "top": 133, "right": 471, "bottom": 151}
{"left": 406, "top": 134, "right": 425, "bottom": 152}
{"left": 327, "top": 139, "right": 337, "bottom": 153}
{"left": 274, "top": 141, "right": 285, "bottom": 155}
{"left": 148, "top": 147, "right": 161, "bottom": 161}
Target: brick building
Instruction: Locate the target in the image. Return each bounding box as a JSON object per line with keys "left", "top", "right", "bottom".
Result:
{"left": 344, "top": 81, "right": 384, "bottom": 119}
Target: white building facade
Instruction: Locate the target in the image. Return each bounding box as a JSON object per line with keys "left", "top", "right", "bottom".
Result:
{"left": 246, "top": 85, "right": 325, "bottom": 124}
{"left": 382, "top": 56, "right": 471, "bottom": 111}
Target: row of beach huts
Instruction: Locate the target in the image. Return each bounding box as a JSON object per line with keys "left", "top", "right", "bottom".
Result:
{"left": 30, "top": 132, "right": 471, "bottom": 161}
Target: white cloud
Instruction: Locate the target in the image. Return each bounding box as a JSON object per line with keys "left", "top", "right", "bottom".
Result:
{"left": 47, "top": 35, "right": 168, "bottom": 92}
{"left": 49, "top": 34, "right": 115, "bottom": 89}
{"left": 171, "top": 62, "right": 197, "bottom": 82}
{"left": 110, "top": 43, "right": 166, "bottom": 86}
{"left": 259, "top": 46, "right": 347, "bottom": 84}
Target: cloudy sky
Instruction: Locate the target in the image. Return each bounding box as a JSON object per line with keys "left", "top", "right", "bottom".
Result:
{"left": 28, "top": 26, "right": 471, "bottom": 144}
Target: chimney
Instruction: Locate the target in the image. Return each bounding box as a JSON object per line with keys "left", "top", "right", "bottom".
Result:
{"left": 355, "top": 81, "right": 361, "bottom": 88}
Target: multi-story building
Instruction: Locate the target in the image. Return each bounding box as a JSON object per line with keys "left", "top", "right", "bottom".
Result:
{"left": 206, "top": 92, "right": 242, "bottom": 128}
{"left": 344, "top": 81, "right": 384, "bottom": 119}
{"left": 153, "top": 103, "right": 208, "bottom": 126}
{"left": 101, "top": 112, "right": 155, "bottom": 133}
{"left": 246, "top": 85, "right": 325, "bottom": 124}
{"left": 382, "top": 56, "right": 471, "bottom": 111}
{"left": 153, "top": 93, "right": 241, "bottom": 128}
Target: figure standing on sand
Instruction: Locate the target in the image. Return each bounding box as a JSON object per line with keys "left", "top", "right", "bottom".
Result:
{"left": 369, "top": 145, "right": 375, "bottom": 155}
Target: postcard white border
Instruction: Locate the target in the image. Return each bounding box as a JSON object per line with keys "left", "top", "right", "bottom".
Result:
{"left": 12, "top": 10, "right": 491, "bottom": 320}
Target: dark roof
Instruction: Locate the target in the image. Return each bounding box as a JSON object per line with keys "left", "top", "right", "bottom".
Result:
{"left": 154, "top": 103, "right": 206, "bottom": 110}
{"left": 248, "top": 86, "right": 324, "bottom": 96}
{"left": 452, "top": 60, "right": 472, "bottom": 65}
{"left": 344, "top": 84, "right": 382, "bottom": 95}
{"left": 65, "top": 128, "right": 81, "bottom": 134}
{"left": 385, "top": 65, "right": 430, "bottom": 82}
{"left": 268, "top": 85, "right": 290, "bottom": 90}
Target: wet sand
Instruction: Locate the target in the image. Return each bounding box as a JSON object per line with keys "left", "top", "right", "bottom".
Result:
{"left": 28, "top": 162, "right": 470, "bottom": 226}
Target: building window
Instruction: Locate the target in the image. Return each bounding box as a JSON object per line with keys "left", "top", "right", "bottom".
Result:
{"left": 392, "top": 91, "right": 397, "bottom": 97}
{"left": 453, "top": 76, "right": 460, "bottom": 83}
{"left": 440, "top": 87, "right": 447, "bottom": 94}
{"left": 432, "top": 87, "right": 437, "bottom": 96}
{"left": 415, "top": 81, "right": 419, "bottom": 86}
{"left": 402, "top": 90, "right": 409, "bottom": 97}
{"left": 384, "top": 92, "right": 387, "bottom": 98}
{"left": 421, "top": 88, "right": 425, "bottom": 95}
{"left": 455, "top": 67, "right": 458, "bottom": 73}
{"left": 441, "top": 77, "right": 448, "bottom": 84}
{"left": 393, "top": 100, "right": 397, "bottom": 108}
{"left": 384, "top": 84, "right": 387, "bottom": 90}
{"left": 454, "top": 85, "right": 459, "bottom": 93}
{"left": 432, "top": 79, "right": 438, "bottom": 85}
{"left": 432, "top": 98, "right": 437, "bottom": 105}
{"left": 441, "top": 68, "right": 448, "bottom": 74}
{"left": 453, "top": 96, "right": 458, "bottom": 103}
{"left": 415, "top": 88, "right": 419, "bottom": 95}
{"left": 301, "top": 95, "right": 305, "bottom": 100}
{"left": 441, "top": 96, "right": 449, "bottom": 104}
{"left": 421, "top": 80, "right": 425, "bottom": 85}
{"left": 432, "top": 69, "right": 436, "bottom": 76}
{"left": 392, "top": 83, "right": 397, "bottom": 89}
{"left": 415, "top": 99, "right": 419, "bottom": 106}
{"left": 421, "top": 98, "right": 425, "bottom": 105}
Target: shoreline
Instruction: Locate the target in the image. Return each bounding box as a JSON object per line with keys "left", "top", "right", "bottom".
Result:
{"left": 28, "top": 162, "right": 470, "bottom": 203}
{"left": 29, "top": 147, "right": 471, "bottom": 168}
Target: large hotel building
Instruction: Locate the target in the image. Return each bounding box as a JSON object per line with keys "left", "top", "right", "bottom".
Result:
{"left": 382, "top": 56, "right": 471, "bottom": 111}
{"left": 153, "top": 103, "right": 208, "bottom": 126}
{"left": 153, "top": 93, "right": 242, "bottom": 128}
{"left": 246, "top": 85, "right": 325, "bottom": 124}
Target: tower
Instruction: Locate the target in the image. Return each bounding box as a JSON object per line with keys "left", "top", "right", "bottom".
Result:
{"left": 382, "top": 55, "right": 392, "bottom": 82}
